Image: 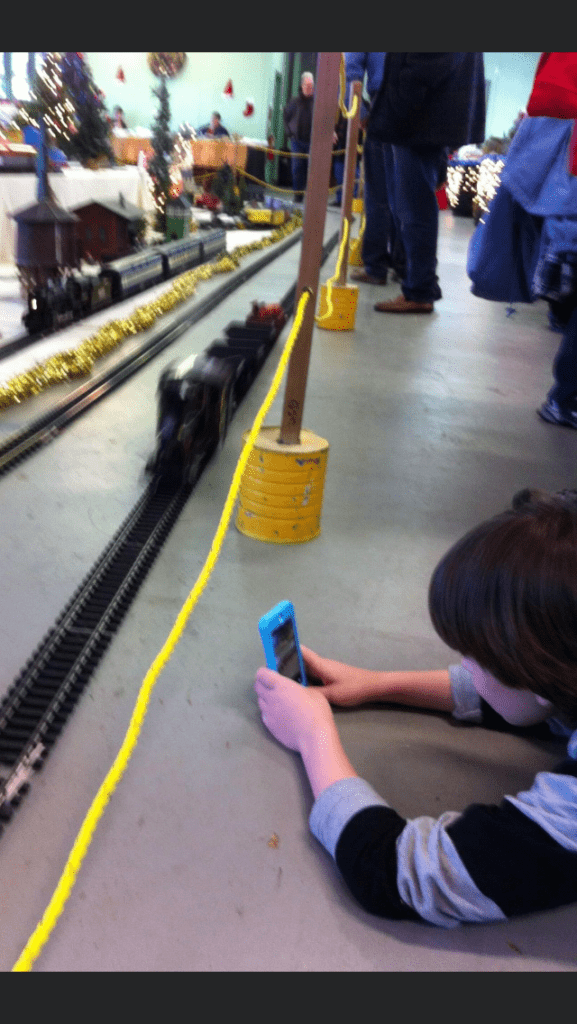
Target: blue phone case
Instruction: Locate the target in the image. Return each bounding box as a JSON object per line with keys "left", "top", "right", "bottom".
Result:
{"left": 259, "top": 600, "right": 308, "bottom": 685}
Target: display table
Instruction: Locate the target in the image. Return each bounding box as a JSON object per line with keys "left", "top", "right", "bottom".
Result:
{"left": 111, "top": 136, "right": 155, "bottom": 165}
{"left": 191, "top": 139, "right": 247, "bottom": 170}
{"left": 0, "top": 165, "right": 155, "bottom": 263}
{"left": 190, "top": 139, "right": 248, "bottom": 190}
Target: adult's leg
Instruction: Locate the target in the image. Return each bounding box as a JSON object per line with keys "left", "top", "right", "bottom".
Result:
{"left": 392, "top": 144, "right": 445, "bottom": 303}
{"left": 383, "top": 143, "right": 405, "bottom": 278}
{"left": 361, "top": 135, "right": 392, "bottom": 279}
{"left": 545, "top": 299, "right": 577, "bottom": 409}
{"left": 332, "top": 157, "right": 344, "bottom": 204}
{"left": 290, "top": 138, "right": 309, "bottom": 199}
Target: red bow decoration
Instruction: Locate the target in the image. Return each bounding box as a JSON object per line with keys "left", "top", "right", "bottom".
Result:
{"left": 116, "top": 66, "right": 125, "bottom": 83}
{"left": 527, "top": 52, "right": 577, "bottom": 176}
{"left": 243, "top": 98, "right": 254, "bottom": 117}
{"left": 223, "top": 79, "right": 233, "bottom": 98}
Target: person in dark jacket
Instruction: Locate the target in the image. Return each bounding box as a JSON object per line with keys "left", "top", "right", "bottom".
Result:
{"left": 283, "top": 72, "right": 315, "bottom": 200}
{"left": 367, "top": 53, "right": 485, "bottom": 313}
{"left": 198, "top": 112, "right": 230, "bottom": 138}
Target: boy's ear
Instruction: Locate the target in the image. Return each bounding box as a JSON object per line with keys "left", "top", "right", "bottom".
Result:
{"left": 511, "top": 488, "right": 552, "bottom": 509}
{"left": 511, "top": 487, "right": 577, "bottom": 510}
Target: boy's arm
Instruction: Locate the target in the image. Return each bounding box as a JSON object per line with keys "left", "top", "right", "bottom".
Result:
{"left": 255, "top": 667, "right": 577, "bottom": 926}
{"left": 301, "top": 646, "right": 455, "bottom": 712}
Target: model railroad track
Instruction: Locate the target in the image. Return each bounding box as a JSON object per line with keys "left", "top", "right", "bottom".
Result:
{"left": 0, "top": 226, "right": 339, "bottom": 480}
{"left": 0, "top": 478, "right": 191, "bottom": 828}
{"left": 0, "top": 230, "right": 339, "bottom": 833}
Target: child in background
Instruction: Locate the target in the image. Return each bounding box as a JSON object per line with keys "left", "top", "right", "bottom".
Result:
{"left": 254, "top": 490, "right": 577, "bottom": 926}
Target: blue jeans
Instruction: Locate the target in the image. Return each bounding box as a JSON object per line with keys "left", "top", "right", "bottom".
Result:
{"left": 332, "top": 157, "right": 359, "bottom": 205}
{"left": 548, "top": 301, "right": 577, "bottom": 407}
{"left": 382, "top": 143, "right": 405, "bottom": 277}
{"left": 361, "top": 136, "right": 395, "bottom": 279}
{"left": 391, "top": 144, "right": 446, "bottom": 303}
{"left": 290, "top": 137, "right": 309, "bottom": 197}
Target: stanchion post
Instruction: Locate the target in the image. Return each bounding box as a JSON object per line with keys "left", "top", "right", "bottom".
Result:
{"left": 279, "top": 52, "right": 341, "bottom": 445}
{"left": 337, "top": 80, "right": 362, "bottom": 286}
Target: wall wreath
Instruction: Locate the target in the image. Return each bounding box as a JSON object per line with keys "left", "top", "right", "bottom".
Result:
{"left": 148, "top": 53, "right": 187, "bottom": 78}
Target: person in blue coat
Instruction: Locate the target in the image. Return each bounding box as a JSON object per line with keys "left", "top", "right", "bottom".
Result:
{"left": 345, "top": 52, "right": 405, "bottom": 285}
{"left": 367, "top": 53, "right": 486, "bottom": 314}
{"left": 467, "top": 115, "right": 577, "bottom": 427}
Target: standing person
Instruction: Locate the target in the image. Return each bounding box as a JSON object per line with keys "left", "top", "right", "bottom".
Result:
{"left": 345, "top": 52, "right": 404, "bottom": 285}
{"left": 255, "top": 491, "right": 577, "bottom": 926}
{"left": 283, "top": 71, "right": 315, "bottom": 201}
{"left": 366, "top": 53, "right": 485, "bottom": 313}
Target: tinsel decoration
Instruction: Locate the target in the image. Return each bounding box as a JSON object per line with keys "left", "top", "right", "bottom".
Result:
{"left": 116, "top": 67, "right": 125, "bottom": 83}
{"left": 243, "top": 98, "right": 255, "bottom": 117}
{"left": 0, "top": 216, "right": 303, "bottom": 411}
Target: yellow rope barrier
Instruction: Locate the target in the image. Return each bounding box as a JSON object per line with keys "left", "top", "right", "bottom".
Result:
{"left": 315, "top": 218, "right": 350, "bottom": 323}
{"left": 236, "top": 165, "right": 360, "bottom": 198}
{"left": 338, "top": 53, "right": 359, "bottom": 120}
{"left": 12, "top": 289, "right": 312, "bottom": 972}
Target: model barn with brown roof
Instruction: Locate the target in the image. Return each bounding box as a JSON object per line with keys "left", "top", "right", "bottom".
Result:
{"left": 71, "top": 194, "right": 146, "bottom": 263}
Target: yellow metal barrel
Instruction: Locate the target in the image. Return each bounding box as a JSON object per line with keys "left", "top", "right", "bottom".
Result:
{"left": 316, "top": 282, "right": 358, "bottom": 330}
{"left": 236, "top": 427, "right": 329, "bottom": 543}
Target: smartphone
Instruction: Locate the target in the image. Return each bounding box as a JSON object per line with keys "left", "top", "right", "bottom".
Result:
{"left": 259, "top": 600, "right": 308, "bottom": 685}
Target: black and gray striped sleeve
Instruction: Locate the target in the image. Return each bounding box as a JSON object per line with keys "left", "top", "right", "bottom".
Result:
{"left": 308, "top": 660, "right": 577, "bottom": 926}
{"left": 309, "top": 761, "right": 577, "bottom": 926}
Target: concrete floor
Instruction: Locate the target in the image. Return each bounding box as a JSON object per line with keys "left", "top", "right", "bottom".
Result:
{"left": 1, "top": 209, "right": 577, "bottom": 971}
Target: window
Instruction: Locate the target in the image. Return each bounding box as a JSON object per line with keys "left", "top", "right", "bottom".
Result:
{"left": 1, "top": 52, "right": 44, "bottom": 101}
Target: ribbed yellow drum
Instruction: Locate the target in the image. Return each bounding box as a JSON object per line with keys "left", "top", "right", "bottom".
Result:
{"left": 316, "top": 282, "right": 358, "bottom": 330}
{"left": 236, "top": 427, "right": 329, "bottom": 543}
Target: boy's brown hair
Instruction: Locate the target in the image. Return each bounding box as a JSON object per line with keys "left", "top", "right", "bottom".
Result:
{"left": 428, "top": 496, "right": 577, "bottom": 722}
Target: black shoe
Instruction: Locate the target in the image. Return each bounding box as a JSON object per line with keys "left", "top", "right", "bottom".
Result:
{"left": 538, "top": 398, "right": 577, "bottom": 428}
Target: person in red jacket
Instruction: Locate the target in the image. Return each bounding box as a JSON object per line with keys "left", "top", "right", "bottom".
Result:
{"left": 527, "top": 52, "right": 577, "bottom": 175}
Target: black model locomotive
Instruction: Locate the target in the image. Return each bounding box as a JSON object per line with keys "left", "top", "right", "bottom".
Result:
{"left": 147, "top": 304, "right": 288, "bottom": 489}
{"left": 23, "top": 228, "right": 227, "bottom": 336}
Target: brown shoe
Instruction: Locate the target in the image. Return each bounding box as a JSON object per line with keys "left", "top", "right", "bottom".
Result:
{"left": 350, "top": 269, "right": 388, "bottom": 285}
{"left": 374, "top": 294, "right": 434, "bottom": 314}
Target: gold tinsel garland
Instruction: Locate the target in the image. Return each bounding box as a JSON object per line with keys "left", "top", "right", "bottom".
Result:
{"left": 0, "top": 216, "right": 303, "bottom": 412}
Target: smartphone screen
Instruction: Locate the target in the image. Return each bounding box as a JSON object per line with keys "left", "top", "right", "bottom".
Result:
{"left": 271, "top": 618, "right": 303, "bottom": 683}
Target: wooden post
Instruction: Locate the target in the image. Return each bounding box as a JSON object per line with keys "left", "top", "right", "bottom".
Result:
{"left": 279, "top": 52, "right": 341, "bottom": 445}
{"left": 337, "top": 80, "right": 362, "bottom": 286}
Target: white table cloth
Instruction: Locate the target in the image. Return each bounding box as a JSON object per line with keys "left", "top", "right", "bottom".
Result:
{"left": 0, "top": 166, "right": 156, "bottom": 263}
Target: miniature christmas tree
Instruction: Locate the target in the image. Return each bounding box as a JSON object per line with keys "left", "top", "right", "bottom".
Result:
{"left": 148, "top": 76, "right": 173, "bottom": 234}
{"left": 59, "top": 52, "right": 114, "bottom": 166}
{"left": 212, "top": 163, "right": 245, "bottom": 215}
{"left": 16, "top": 52, "right": 77, "bottom": 152}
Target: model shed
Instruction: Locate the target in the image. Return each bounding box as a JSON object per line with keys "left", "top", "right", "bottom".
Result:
{"left": 71, "top": 193, "right": 146, "bottom": 263}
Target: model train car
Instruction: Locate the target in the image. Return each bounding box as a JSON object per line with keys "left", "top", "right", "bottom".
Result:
{"left": 22, "top": 228, "right": 227, "bottom": 336}
{"left": 147, "top": 308, "right": 285, "bottom": 489}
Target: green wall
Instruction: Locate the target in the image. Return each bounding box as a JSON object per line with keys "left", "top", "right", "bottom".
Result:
{"left": 85, "top": 52, "right": 285, "bottom": 140}
{"left": 84, "top": 52, "right": 543, "bottom": 146}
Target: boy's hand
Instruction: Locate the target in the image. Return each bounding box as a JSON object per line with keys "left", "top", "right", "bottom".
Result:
{"left": 254, "top": 668, "right": 334, "bottom": 753}
{"left": 301, "top": 646, "right": 381, "bottom": 706}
